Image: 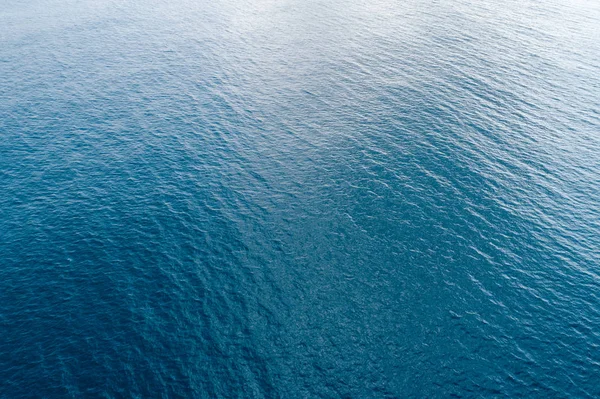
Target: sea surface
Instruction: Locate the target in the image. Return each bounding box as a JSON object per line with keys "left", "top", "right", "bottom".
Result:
{"left": 1, "top": 0, "right": 600, "bottom": 397}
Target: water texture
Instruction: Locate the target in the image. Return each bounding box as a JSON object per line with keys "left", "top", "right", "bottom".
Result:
{"left": 1, "top": 0, "right": 600, "bottom": 397}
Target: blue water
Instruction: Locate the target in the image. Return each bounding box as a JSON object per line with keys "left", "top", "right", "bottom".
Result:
{"left": 1, "top": 0, "right": 600, "bottom": 397}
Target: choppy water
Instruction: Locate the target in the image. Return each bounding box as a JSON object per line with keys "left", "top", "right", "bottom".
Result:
{"left": 1, "top": 0, "right": 600, "bottom": 397}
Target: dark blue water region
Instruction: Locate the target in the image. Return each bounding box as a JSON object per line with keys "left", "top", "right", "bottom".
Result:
{"left": 1, "top": 0, "right": 600, "bottom": 397}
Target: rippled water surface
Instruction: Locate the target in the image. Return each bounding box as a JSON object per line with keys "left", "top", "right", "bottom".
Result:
{"left": 1, "top": 0, "right": 600, "bottom": 397}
